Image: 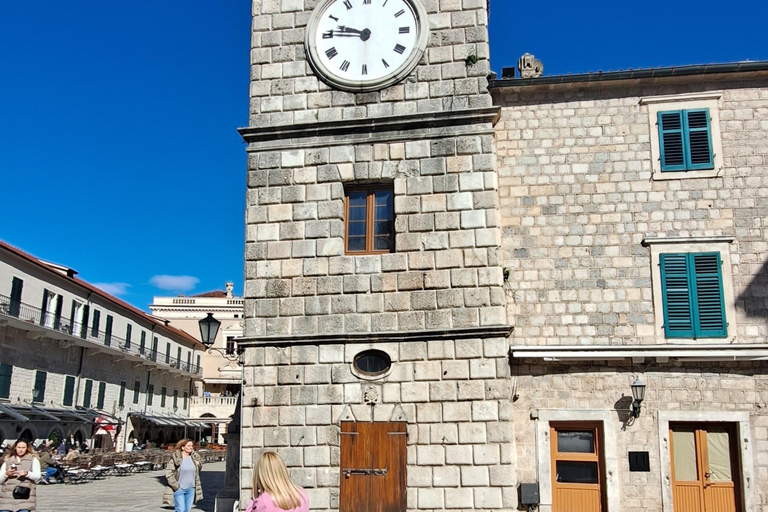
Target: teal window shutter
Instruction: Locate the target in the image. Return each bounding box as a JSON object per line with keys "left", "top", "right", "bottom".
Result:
{"left": 105, "top": 315, "right": 113, "bottom": 346}
{"left": 40, "top": 289, "right": 50, "bottom": 326}
{"left": 119, "top": 381, "right": 126, "bottom": 407}
{"left": 63, "top": 376, "right": 75, "bottom": 406}
{"left": 660, "top": 253, "right": 694, "bottom": 338}
{"left": 661, "top": 252, "right": 728, "bottom": 339}
{"left": 53, "top": 295, "right": 63, "bottom": 330}
{"left": 658, "top": 111, "right": 686, "bottom": 172}
{"left": 133, "top": 381, "right": 140, "bottom": 404}
{"left": 0, "top": 364, "right": 12, "bottom": 399}
{"left": 91, "top": 309, "right": 101, "bottom": 337}
{"left": 691, "top": 252, "right": 727, "bottom": 338}
{"left": 33, "top": 371, "right": 47, "bottom": 403}
{"left": 684, "top": 109, "right": 714, "bottom": 170}
{"left": 83, "top": 379, "right": 93, "bottom": 408}
{"left": 147, "top": 385, "right": 154, "bottom": 406}
{"left": 81, "top": 305, "right": 90, "bottom": 339}
{"left": 161, "top": 387, "right": 167, "bottom": 407}
{"left": 125, "top": 324, "right": 132, "bottom": 348}
{"left": 97, "top": 382, "right": 106, "bottom": 409}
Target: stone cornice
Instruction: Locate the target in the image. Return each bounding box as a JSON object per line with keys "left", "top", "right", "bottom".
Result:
{"left": 641, "top": 236, "right": 735, "bottom": 246}
{"left": 237, "top": 107, "right": 501, "bottom": 151}
{"left": 237, "top": 325, "right": 513, "bottom": 348}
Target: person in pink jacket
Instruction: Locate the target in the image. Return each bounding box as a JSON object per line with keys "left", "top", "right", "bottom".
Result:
{"left": 246, "top": 451, "right": 309, "bottom": 512}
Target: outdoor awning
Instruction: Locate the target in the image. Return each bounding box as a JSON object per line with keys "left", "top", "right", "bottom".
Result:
{"left": 0, "top": 404, "right": 115, "bottom": 424}
{"left": 129, "top": 412, "right": 210, "bottom": 428}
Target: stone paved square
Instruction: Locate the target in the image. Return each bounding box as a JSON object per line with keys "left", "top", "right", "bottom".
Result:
{"left": 37, "top": 461, "right": 226, "bottom": 512}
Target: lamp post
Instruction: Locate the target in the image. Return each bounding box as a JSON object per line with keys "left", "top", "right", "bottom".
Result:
{"left": 630, "top": 376, "right": 646, "bottom": 418}
{"left": 199, "top": 312, "right": 244, "bottom": 364}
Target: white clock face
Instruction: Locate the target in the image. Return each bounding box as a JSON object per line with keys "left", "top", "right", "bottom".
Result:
{"left": 306, "top": 0, "right": 428, "bottom": 92}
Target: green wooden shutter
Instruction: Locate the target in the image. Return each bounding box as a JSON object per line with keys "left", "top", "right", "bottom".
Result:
{"left": 91, "top": 309, "right": 101, "bottom": 337}
{"left": 33, "top": 371, "right": 47, "bottom": 403}
{"left": 691, "top": 253, "right": 727, "bottom": 338}
{"left": 173, "top": 390, "right": 178, "bottom": 409}
{"left": 183, "top": 392, "right": 188, "bottom": 410}
{"left": 147, "top": 385, "right": 154, "bottom": 406}
{"left": 81, "top": 305, "right": 90, "bottom": 339}
{"left": 69, "top": 300, "right": 77, "bottom": 335}
{"left": 9, "top": 277, "right": 23, "bottom": 317}
{"left": 54, "top": 295, "right": 63, "bottom": 330}
{"left": 63, "top": 376, "right": 76, "bottom": 406}
{"left": 161, "top": 387, "right": 167, "bottom": 407}
{"left": 126, "top": 324, "right": 132, "bottom": 349}
{"left": 40, "top": 289, "right": 50, "bottom": 326}
{"left": 684, "top": 109, "right": 714, "bottom": 170}
{"left": 658, "top": 110, "right": 686, "bottom": 172}
{"left": 133, "top": 381, "right": 140, "bottom": 404}
{"left": 83, "top": 379, "right": 93, "bottom": 408}
{"left": 0, "top": 364, "right": 12, "bottom": 399}
{"left": 105, "top": 315, "right": 113, "bottom": 346}
{"left": 660, "top": 253, "right": 695, "bottom": 338}
{"left": 97, "top": 382, "right": 106, "bottom": 409}
{"left": 119, "top": 381, "right": 126, "bottom": 407}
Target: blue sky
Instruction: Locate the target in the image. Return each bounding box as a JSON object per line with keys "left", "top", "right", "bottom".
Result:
{"left": 1, "top": 0, "right": 765, "bottom": 311}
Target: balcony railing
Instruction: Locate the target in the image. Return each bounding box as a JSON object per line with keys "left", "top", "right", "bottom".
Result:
{"left": 0, "top": 294, "right": 202, "bottom": 376}
{"left": 191, "top": 396, "right": 238, "bottom": 406}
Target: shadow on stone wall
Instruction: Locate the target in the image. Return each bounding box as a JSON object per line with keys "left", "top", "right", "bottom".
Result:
{"left": 737, "top": 257, "right": 768, "bottom": 319}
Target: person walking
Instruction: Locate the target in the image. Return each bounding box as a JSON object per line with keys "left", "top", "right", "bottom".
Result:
{"left": 0, "top": 439, "right": 41, "bottom": 512}
{"left": 163, "top": 439, "right": 202, "bottom": 512}
{"left": 246, "top": 451, "right": 309, "bottom": 512}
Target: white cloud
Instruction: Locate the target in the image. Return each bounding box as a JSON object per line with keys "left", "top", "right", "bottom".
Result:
{"left": 94, "top": 282, "right": 131, "bottom": 296}
{"left": 149, "top": 275, "right": 200, "bottom": 292}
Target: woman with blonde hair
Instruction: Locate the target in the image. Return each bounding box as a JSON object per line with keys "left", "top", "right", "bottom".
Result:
{"left": 162, "top": 439, "right": 203, "bottom": 512}
{"left": 246, "top": 451, "right": 308, "bottom": 512}
{"left": 0, "top": 439, "right": 41, "bottom": 512}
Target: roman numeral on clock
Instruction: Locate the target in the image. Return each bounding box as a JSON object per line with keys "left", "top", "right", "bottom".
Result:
{"left": 399, "top": 27, "right": 410, "bottom": 34}
{"left": 340, "top": 60, "right": 350, "bottom": 72}
{"left": 394, "top": 9, "right": 405, "bottom": 17}
{"left": 323, "top": 30, "right": 334, "bottom": 39}
{"left": 329, "top": 14, "right": 339, "bottom": 21}
{"left": 343, "top": 0, "right": 352, "bottom": 9}
{"left": 362, "top": 64, "right": 368, "bottom": 75}
{"left": 382, "top": 59, "right": 390, "bottom": 68}
{"left": 363, "top": 0, "right": 372, "bottom": 4}
{"left": 394, "top": 44, "right": 406, "bottom": 54}
{"left": 325, "top": 47, "right": 339, "bottom": 59}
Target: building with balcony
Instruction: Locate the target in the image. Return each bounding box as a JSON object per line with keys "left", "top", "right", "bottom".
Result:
{"left": 0, "top": 240, "right": 205, "bottom": 451}
{"left": 150, "top": 285, "right": 244, "bottom": 443}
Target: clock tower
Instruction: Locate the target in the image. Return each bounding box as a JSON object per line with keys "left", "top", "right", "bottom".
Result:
{"left": 239, "top": 0, "right": 514, "bottom": 510}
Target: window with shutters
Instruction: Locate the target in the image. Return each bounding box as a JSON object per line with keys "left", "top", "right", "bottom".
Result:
{"left": 97, "top": 382, "right": 106, "bottom": 409}
{"left": 33, "top": 371, "right": 47, "bottom": 403}
{"left": 105, "top": 315, "right": 113, "bottom": 346}
{"left": 647, "top": 239, "right": 736, "bottom": 341}
{"left": 173, "top": 390, "right": 178, "bottom": 410}
{"left": 161, "top": 387, "right": 167, "bottom": 408}
{"left": 119, "top": 381, "right": 126, "bottom": 407}
{"left": 83, "top": 379, "right": 93, "bottom": 408}
{"left": 133, "top": 381, "right": 140, "bottom": 404}
{"left": 139, "top": 331, "right": 146, "bottom": 355}
{"left": 63, "top": 376, "right": 76, "bottom": 406}
{"left": 91, "top": 309, "right": 101, "bottom": 337}
{"left": 345, "top": 185, "right": 395, "bottom": 254}
{"left": 147, "top": 384, "right": 155, "bottom": 406}
{"left": 8, "top": 277, "right": 23, "bottom": 317}
{"left": 183, "top": 392, "right": 188, "bottom": 410}
{"left": 643, "top": 93, "right": 723, "bottom": 180}
{"left": 0, "top": 364, "right": 12, "bottom": 400}
{"left": 125, "top": 324, "right": 132, "bottom": 349}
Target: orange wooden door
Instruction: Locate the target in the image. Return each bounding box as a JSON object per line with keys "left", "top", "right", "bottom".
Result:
{"left": 670, "top": 424, "right": 739, "bottom": 512}
{"left": 550, "top": 423, "right": 604, "bottom": 512}
{"left": 340, "top": 422, "right": 407, "bottom": 512}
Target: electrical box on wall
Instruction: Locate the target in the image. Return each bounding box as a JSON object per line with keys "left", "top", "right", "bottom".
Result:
{"left": 629, "top": 451, "right": 651, "bottom": 472}
{"left": 519, "top": 483, "right": 540, "bottom": 505}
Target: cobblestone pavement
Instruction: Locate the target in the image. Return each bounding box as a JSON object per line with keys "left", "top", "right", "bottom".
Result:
{"left": 37, "top": 461, "right": 226, "bottom": 512}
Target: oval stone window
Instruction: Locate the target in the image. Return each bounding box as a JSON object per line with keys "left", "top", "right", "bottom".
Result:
{"left": 353, "top": 350, "right": 392, "bottom": 377}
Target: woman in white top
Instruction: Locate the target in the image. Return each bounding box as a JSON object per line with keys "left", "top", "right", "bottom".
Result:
{"left": 0, "top": 440, "right": 42, "bottom": 512}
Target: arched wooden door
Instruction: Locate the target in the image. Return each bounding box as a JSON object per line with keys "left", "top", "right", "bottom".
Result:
{"left": 340, "top": 422, "right": 407, "bottom": 512}
{"left": 670, "top": 424, "right": 740, "bottom": 512}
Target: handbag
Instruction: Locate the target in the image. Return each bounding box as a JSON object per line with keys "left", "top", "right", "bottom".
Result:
{"left": 12, "top": 486, "right": 30, "bottom": 500}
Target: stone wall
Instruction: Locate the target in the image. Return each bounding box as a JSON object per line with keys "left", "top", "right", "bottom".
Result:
{"left": 240, "top": 335, "right": 515, "bottom": 511}
{"left": 493, "top": 78, "right": 768, "bottom": 346}
{"left": 248, "top": 0, "right": 492, "bottom": 128}
{"left": 510, "top": 361, "right": 768, "bottom": 512}
{"left": 244, "top": 132, "right": 507, "bottom": 336}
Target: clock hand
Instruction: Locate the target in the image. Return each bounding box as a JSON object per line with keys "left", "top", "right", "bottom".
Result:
{"left": 335, "top": 26, "right": 372, "bottom": 41}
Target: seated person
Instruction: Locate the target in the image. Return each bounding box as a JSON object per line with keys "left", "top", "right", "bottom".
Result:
{"left": 38, "top": 447, "right": 60, "bottom": 483}
{"left": 63, "top": 448, "right": 80, "bottom": 462}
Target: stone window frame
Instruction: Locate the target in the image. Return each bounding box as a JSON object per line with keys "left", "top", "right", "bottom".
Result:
{"left": 645, "top": 237, "right": 737, "bottom": 343}
{"left": 658, "top": 411, "right": 754, "bottom": 512}
{"left": 535, "top": 409, "right": 621, "bottom": 512}
{"left": 641, "top": 92, "right": 724, "bottom": 181}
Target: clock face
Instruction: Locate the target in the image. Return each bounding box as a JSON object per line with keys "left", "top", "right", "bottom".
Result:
{"left": 306, "top": 0, "right": 428, "bottom": 92}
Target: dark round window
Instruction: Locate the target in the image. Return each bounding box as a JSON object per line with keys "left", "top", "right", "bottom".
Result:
{"left": 353, "top": 350, "right": 392, "bottom": 376}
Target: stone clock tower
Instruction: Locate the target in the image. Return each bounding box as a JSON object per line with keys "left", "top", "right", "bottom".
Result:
{"left": 238, "top": 0, "right": 515, "bottom": 510}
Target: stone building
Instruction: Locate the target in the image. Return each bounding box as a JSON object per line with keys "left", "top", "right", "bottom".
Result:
{"left": 236, "top": 1, "right": 768, "bottom": 511}
{"left": 0, "top": 240, "right": 206, "bottom": 451}
{"left": 150, "top": 285, "right": 244, "bottom": 443}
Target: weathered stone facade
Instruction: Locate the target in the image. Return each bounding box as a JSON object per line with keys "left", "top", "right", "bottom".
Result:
{"left": 239, "top": 1, "right": 768, "bottom": 511}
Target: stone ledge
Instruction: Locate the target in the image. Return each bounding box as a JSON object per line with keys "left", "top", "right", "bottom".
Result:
{"left": 641, "top": 235, "right": 735, "bottom": 246}
{"left": 238, "top": 324, "right": 513, "bottom": 348}
{"left": 238, "top": 107, "right": 501, "bottom": 149}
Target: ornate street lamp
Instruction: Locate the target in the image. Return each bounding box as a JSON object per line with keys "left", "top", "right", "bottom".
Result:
{"left": 198, "top": 313, "right": 242, "bottom": 364}
{"left": 630, "top": 376, "right": 646, "bottom": 418}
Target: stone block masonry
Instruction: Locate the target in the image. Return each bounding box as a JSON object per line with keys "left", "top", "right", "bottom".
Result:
{"left": 239, "top": 335, "right": 516, "bottom": 511}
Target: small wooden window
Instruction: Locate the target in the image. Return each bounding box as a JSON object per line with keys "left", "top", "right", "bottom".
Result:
{"left": 345, "top": 186, "right": 395, "bottom": 254}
